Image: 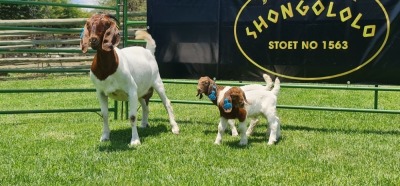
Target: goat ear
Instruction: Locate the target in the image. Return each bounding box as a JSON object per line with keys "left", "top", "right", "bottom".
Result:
{"left": 102, "top": 22, "right": 120, "bottom": 51}
{"left": 80, "top": 23, "right": 90, "bottom": 53}
{"left": 242, "top": 90, "right": 249, "bottom": 104}
{"left": 207, "top": 78, "right": 214, "bottom": 95}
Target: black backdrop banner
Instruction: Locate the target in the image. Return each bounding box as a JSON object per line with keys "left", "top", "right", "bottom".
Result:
{"left": 147, "top": 0, "right": 400, "bottom": 84}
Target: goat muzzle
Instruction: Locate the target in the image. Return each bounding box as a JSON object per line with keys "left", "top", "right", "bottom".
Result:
{"left": 89, "top": 37, "right": 100, "bottom": 49}
{"left": 196, "top": 89, "right": 203, "bottom": 99}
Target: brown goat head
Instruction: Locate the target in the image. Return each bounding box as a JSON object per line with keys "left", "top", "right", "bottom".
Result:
{"left": 80, "top": 14, "right": 121, "bottom": 53}
{"left": 220, "top": 87, "right": 248, "bottom": 113}
{"left": 196, "top": 76, "right": 215, "bottom": 99}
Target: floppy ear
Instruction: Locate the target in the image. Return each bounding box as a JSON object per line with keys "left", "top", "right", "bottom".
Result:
{"left": 80, "top": 22, "right": 90, "bottom": 53}
{"left": 207, "top": 78, "right": 215, "bottom": 95}
{"left": 241, "top": 90, "right": 249, "bottom": 105}
{"left": 102, "top": 21, "right": 120, "bottom": 51}
{"left": 230, "top": 88, "right": 248, "bottom": 107}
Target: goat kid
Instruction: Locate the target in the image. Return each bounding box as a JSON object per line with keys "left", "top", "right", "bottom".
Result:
{"left": 80, "top": 14, "right": 179, "bottom": 146}
{"left": 215, "top": 78, "right": 281, "bottom": 145}
{"left": 196, "top": 74, "right": 273, "bottom": 136}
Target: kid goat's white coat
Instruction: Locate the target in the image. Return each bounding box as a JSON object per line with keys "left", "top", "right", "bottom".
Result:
{"left": 214, "top": 78, "right": 281, "bottom": 145}
{"left": 80, "top": 14, "right": 179, "bottom": 146}
{"left": 196, "top": 74, "right": 273, "bottom": 136}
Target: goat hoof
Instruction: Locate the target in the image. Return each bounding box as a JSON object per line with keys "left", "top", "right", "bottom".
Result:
{"left": 100, "top": 134, "right": 110, "bottom": 142}
{"left": 129, "top": 140, "right": 141, "bottom": 146}
{"left": 171, "top": 126, "right": 180, "bottom": 134}
{"left": 239, "top": 139, "right": 248, "bottom": 146}
{"left": 140, "top": 123, "right": 149, "bottom": 128}
{"left": 214, "top": 141, "right": 222, "bottom": 145}
{"left": 231, "top": 131, "right": 239, "bottom": 137}
{"left": 245, "top": 132, "right": 252, "bottom": 137}
{"left": 267, "top": 141, "right": 276, "bottom": 145}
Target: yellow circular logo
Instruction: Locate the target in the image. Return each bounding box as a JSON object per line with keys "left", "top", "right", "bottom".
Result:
{"left": 234, "top": 0, "right": 390, "bottom": 81}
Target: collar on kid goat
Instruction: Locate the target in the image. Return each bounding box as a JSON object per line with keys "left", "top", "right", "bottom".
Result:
{"left": 208, "top": 85, "right": 217, "bottom": 101}
{"left": 208, "top": 77, "right": 217, "bottom": 101}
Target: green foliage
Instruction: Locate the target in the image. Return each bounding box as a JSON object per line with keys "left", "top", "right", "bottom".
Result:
{"left": 101, "top": 0, "right": 147, "bottom": 12}
{"left": 0, "top": 3, "right": 40, "bottom": 19}
{"left": 0, "top": 75, "right": 399, "bottom": 185}
{"left": 38, "top": 0, "right": 87, "bottom": 18}
{"left": 0, "top": 0, "right": 90, "bottom": 19}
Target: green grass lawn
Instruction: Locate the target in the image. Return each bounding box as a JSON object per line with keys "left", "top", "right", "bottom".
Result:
{"left": 0, "top": 74, "right": 399, "bottom": 185}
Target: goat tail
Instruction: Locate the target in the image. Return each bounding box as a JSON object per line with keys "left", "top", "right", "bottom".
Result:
{"left": 135, "top": 30, "right": 156, "bottom": 55}
{"left": 271, "top": 77, "right": 280, "bottom": 96}
{"left": 262, "top": 74, "right": 273, "bottom": 91}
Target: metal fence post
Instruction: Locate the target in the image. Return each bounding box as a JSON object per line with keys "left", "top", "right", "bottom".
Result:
{"left": 114, "top": 101, "right": 118, "bottom": 120}
{"left": 374, "top": 85, "right": 379, "bottom": 109}
{"left": 123, "top": 0, "right": 128, "bottom": 48}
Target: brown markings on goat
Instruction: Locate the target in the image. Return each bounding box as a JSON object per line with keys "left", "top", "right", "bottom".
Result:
{"left": 90, "top": 50, "right": 119, "bottom": 80}
{"left": 196, "top": 76, "right": 225, "bottom": 105}
{"left": 81, "top": 14, "right": 121, "bottom": 80}
{"left": 142, "top": 88, "right": 154, "bottom": 105}
{"left": 228, "top": 87, "right": 248, "bottom": 108}
{"left": 130, "top": 115, "right": 136, "bottom": 123}
{"left": 218, "top": 87, "right": 248, "bottom": 122}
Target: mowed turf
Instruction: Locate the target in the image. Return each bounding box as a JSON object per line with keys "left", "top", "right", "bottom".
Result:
{"left": 0, "top": 74, "right": 399, "bottom": 185}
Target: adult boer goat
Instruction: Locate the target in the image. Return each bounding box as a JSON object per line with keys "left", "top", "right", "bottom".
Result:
{"left": 80, "top": 14, "right": 179, "bottom": 146}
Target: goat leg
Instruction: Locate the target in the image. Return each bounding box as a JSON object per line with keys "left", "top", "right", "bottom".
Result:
{"left": 246, "top": 118, "right": 259, "bottom": 136}
{"left": 228, "top": 119, "right": 238, "bottom": 136}
{"left": 238, "top": 121, "right": 248, "bottom": 145}
{"left": 214, "top": 117, "right": 228, "bottom": 145}
{"left": 97, "top": 91, "right": 110, "bottom": 142}
{"left": 139, "top": 98, "right": 150, "bottom": 128}
{"left": 129, "top": 91, "right": 141, "bottom": 146}
{"left": 153, "top": 78, "right": 179, "bottom": 134}
{"left": 267, "top": 116, "right": 280, "bottom": 145}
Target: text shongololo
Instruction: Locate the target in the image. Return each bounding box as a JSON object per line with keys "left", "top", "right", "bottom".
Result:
{"left": 246, "top": 1, "right": 377, "bottom": 39}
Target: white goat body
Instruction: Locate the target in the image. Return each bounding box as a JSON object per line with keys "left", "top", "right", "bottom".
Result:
{"left": 214, "top": 78, "right": 281, "bottom": 145}
{"left": 196, "top": 74, "right": 273, "bottom": 136}
{"left": 91, "top": 47, "right": 158, "bottom": 101}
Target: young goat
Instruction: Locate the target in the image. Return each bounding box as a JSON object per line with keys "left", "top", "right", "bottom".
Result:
{"left": 80, "top": 14, "right": 179, "bottom": 146}
{"left": 196, "top": 74, "right": 273, "bottom": 136}
{"left": 214, "top": 78, "right": 281, "bottom": 145}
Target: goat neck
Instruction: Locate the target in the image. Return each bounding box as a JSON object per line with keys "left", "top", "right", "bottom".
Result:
{"left": 206, "top": 80, "right": 225, "bottom": 105}
{"left": 91, "top": 49, "right": 119, "bottom": 81}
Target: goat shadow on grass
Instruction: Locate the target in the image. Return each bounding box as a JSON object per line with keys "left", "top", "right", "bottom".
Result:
{"left": 202, "top": 124, "right": 270, "bottom": 136}
{"left": 230, "top": 131, "right": 285, "bottom": 148}
{"left": 98, "top": 122, "right": 169, "bottom": 152}
{"left": 223, "top": 136, "right": 284, "bottom": 149}
{"left": 202, "top": 129, "right": 283, "bottom": 148}
{"left": 284, "top": 124, "right": 400, "bottom": 136}
{"left": 97, "top": 117, "right": 195, "bottom": 152}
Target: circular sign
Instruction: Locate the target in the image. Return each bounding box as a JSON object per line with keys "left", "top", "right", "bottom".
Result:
{"left": 234, "top": 0, "right": 390, "bottom": 81}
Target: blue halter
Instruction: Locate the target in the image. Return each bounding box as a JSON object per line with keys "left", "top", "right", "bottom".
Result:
{"left": 223, "top": 98, "right": 232, "bottom": 110}
{"left": 208, "top": 84, "right": 217, "bottom": 101}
